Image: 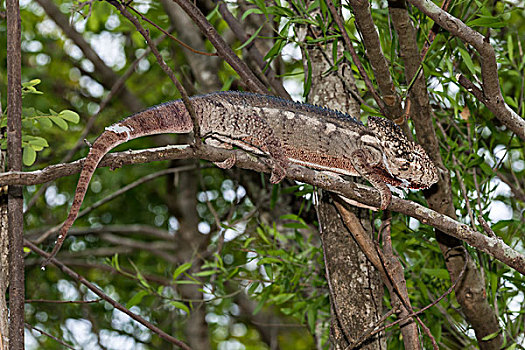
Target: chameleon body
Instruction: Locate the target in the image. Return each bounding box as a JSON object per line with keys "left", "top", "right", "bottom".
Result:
{"left": 48, "top": 91, "right": 438, "bottom": 260}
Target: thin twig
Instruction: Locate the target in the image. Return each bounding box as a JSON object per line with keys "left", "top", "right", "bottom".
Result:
{"left": 25, "top": 240, "right": 192, "bottom": 350}
{"left": 127, "top": 4, "right": 217, "bottom": 57}
{"left": 324, "top": 0, "right": 388, "bottom": 117}
{"left": 25, "top": 323, "right": 76, "bottom": 350}
{"left": 26, "top": 298, "right": 101, "bottom": 304}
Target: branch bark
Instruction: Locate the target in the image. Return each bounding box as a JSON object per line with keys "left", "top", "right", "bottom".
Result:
{"left": 347, "top": 0, "right": 403, "bottom": 119}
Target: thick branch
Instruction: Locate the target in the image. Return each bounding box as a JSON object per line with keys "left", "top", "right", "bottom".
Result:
{"left": 406, "top": 0, "right": 525, "bottom": 140}
{"left": 348, "top": 0, "right": 403, "bottom": 118}
{"left": 3, "top": 144, "right": 525, "bottom": 274}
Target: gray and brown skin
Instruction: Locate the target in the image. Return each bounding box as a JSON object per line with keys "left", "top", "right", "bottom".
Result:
{"left": 46, "top": 91, "right": 438, "bottom": 261}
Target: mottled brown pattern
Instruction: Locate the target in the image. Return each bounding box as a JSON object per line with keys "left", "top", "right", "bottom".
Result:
{"left": 50, "top": 91, "right": 438, "bottom": 261}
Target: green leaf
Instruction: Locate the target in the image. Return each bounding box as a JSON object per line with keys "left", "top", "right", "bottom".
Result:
{"left": 256, "top": 227, "right": 271, "bottom": 245}
{"left": 23, "top": 146, "right": 36, "bottom": 166}
{"left": 421, "top": 268, "right": 450, "bottom": 280}
{"left": 49, "top": 116, "right": 68, "bottom": 130}
{"left": 241, "top": 7, "right": 264, "bottom": 21}
{"left": 193, "top": 269, "right": 218, "bottom": 277}
{"left": 507, "top": 34, "right": 514, "bottom": 63}
{"left": 22, "top": 79, "right": 41, "bottom": 88}
{"left": 458, "top": 48, "right": 477, "bottom": 75}
{"left": 26, "top": 136, "right": 49, "bottom": 148}
{"left": 466, "top": 16, "right": 505, "bottom": 28}
{"left": 37, "top": 117, "right": 53, "bottom": 128}
{"left": 237, "top": 24, "right": 265, "bottom": 51}
{"left": 481, "top": 330, "right": 501, "bottom": 341}
{"left": 307, "top": 308, "right": 316, "bottom": 333}
{"left": 257, "top": 257, "right": 282, "bottom": 265}
{"left": 58, "top": 110, "right": 80, "bottom": 123}
{"left": 173, "top": 262, "right": 193, "bottom": 280}
{"left": 271, "top": 293, "right": 294, "bottom": 304}
{"left": 126, "top": 290, "right": 149, "bottom": 309}
{"left": 169, "top": 301, "right": 190, "bottom": 314}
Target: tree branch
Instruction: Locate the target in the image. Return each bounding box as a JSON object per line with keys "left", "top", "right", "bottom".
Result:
{"left": 325, "top": 0, "right": 389, "bottom": 116}
{"left": 406, "top": 0, "right": 525, "bottom": 141}
{"left": 169, "top": 0, "right": 268, "bottom": 94}
{"left": 347, "top": 0, "right": 403, "bottom": 118}
{"left": 3, "top": 143, "right": 525, "bottom": 274}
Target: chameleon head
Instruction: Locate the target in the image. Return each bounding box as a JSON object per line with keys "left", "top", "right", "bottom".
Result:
{"left": 367, "top": 116, "right": 439, "bottom": 189}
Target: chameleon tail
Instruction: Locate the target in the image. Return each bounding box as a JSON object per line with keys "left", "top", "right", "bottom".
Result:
{"left": 42, "top": 100, "right": 193, "bottom": 266}
{"left": 43, "top": 131, "right": 126, "bottom": 266}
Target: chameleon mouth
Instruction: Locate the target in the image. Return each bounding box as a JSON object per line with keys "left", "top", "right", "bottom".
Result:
{"left": 375, "top": 166, "right": 429, "bottom": 190}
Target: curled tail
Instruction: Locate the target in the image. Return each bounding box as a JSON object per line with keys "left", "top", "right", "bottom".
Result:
{"left": 43, "top": 100, "right": 192, "bottom": 265}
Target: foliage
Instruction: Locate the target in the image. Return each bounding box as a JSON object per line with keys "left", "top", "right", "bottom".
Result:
{"left": 1, "top": 0, "right": 524, "bottom": 349}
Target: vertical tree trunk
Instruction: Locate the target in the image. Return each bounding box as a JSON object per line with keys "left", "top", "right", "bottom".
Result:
{"left": 304, "top": 34, "right": 385, "bottom": 348}
{"left": 6, "top": 0, "right": 25, "bottom": 348}
{"left": 0, "top": 147, "right": 9, "bottom": 350}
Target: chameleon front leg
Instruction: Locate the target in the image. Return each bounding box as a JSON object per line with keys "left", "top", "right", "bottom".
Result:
{"left": 350, "top": 148, "right": 392, "bottom": 210}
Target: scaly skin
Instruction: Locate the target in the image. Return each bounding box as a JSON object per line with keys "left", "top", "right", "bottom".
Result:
{"left": 44, "top": 91, "right": 438, "bottom": 264}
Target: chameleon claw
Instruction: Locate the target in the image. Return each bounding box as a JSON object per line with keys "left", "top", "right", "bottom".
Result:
{"left": 269, "top": 163, "right": 286, "bottom": 184}
{"left": 214, "top": 154, "right": 237, "bottom": 169}
{"left": 379, "top": 189, "right": 392, "bottom": 210}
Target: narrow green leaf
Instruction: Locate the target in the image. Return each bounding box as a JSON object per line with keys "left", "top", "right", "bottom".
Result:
{"left": 193, "top": 269, "right": 218, "bottom": 277}
{"left": 507, "top": 34, "right": 514, "bottom": 63}
{"left": 126, "top": 290, "right": 149, "bottom": 309}
{"left": 241, "top": 8, "right": 264, "bottom": 21}
{"left": 173, "top": 262, "right": 193, "bottom": 280}
{"left": 170, "top": 301, "right": 190, "bottom": 314}
{"left": 256, "top": 227, "right": 271, "bottom": 245}
{"left": 236, "top": 24, "right": 265, "bottom": 51}
{"left": 257, "top": 257, "right": 282, "bottom": 265}
{"left": 481, "top": 330, "right": 501, "bottom": 341}
{"left": 458, "top": 48, "right": 477, "bottom": 75}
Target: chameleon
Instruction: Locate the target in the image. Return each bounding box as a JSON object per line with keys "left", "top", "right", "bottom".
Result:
{"left": 46, "top": 91, "right": 438, "bottom": 261}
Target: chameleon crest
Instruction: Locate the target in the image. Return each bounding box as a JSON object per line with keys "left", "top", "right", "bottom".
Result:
{"left": 44, "top": 91, "right": 438, "bottom": 264}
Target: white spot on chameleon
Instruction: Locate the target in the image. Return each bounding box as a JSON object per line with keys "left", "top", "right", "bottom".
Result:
{"left": 283, "top": 111, "right": 295, "bottom": 120}
{"left": 325, "top": 123, "right": 336, "bottom": 134}
{"left": 105, "top": 123, "right": 134, "bottom": 141}
{"left": 360, "top": 134, "right": 380, "bottom": 145}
